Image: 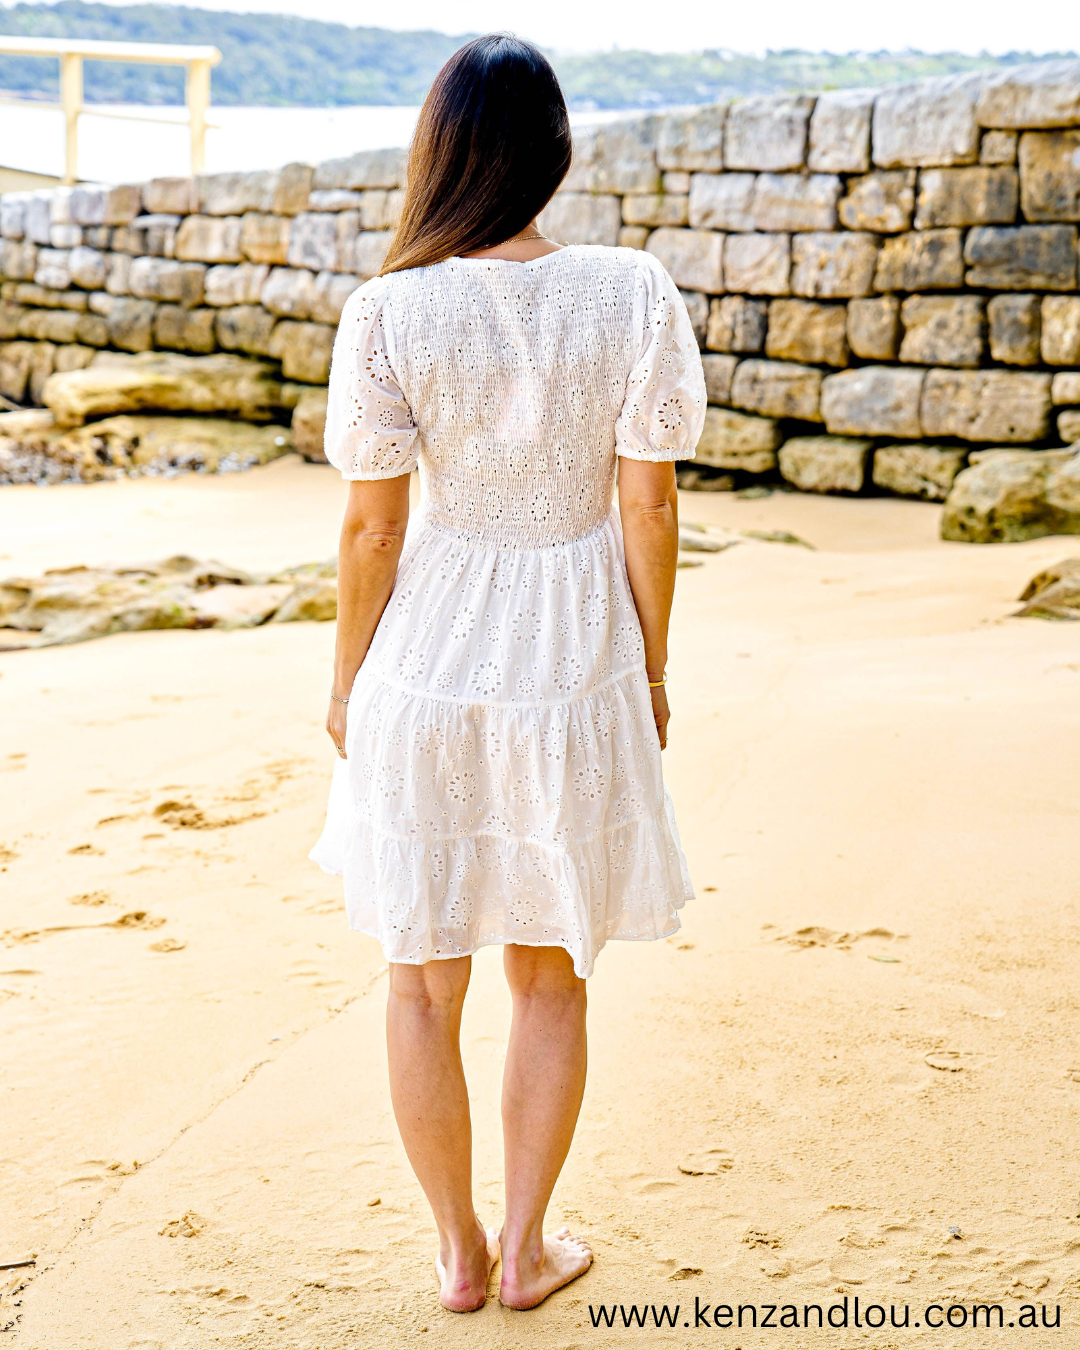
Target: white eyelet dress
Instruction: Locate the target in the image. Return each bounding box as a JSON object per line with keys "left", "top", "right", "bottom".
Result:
{"left": 310, "top": 244, "right": 706, "bottom": 977}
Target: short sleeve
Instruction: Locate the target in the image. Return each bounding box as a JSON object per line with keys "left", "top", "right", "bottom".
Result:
{"left": 615, "top": 252, "right": 707, "bottom": 462}
{"left": 322, "top": 278, "right": 419, "bottom": 480}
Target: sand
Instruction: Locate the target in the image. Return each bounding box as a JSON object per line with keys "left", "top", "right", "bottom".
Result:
{"left": 1, "top": 455, "right": 1078, "bottom": 1348}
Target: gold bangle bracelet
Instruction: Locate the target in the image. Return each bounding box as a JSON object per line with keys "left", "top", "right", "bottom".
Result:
{"left": 648, "top": 675, "right": 667, "bottom": 688}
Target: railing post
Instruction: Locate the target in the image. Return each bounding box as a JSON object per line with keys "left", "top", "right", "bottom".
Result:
{"left": 60, "top": 51, "right": 82, "bottom": 184}
{"left": 186, "top": 58, "right": 211, "bottom": 176}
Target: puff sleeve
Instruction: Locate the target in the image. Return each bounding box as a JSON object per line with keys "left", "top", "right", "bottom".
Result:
{"left": 322, "top": 278, "right": 420, "bottom": 479}
{"left": 614, "top": 251, "right": 707, "bottom": 462}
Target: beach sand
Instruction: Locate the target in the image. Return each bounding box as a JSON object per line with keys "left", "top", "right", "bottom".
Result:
{"left": 1, "top": 455, "right": 1078, "bottom": 1347}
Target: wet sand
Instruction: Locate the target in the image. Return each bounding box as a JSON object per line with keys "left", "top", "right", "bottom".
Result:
{"left": 1, "top": 455, "right": 1078, "bottom": 1347}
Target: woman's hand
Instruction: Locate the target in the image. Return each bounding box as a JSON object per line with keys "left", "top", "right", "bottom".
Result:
{"left": 650, "top": 682, "right": 670, "bottom": 749}
{"left": 326, "top": 697, "right": 348, "bottom": 759}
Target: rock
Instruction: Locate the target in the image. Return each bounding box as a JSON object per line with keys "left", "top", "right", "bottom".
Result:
{"left": 537, "top": 193, "right": 621, "bottom": 246}
{"left": 695, "top": 405, "right": 780, "bottom": 473}
{"left": 646, "top": 228, "right": 724, "bottom": 293}
{"left": 872, "top": 73, "right": 984, "bottom": 168}
{"left": 267, "top": 320, "right": 335, "bottom": 383}
{"left": 270, "top": 575, "right": 338, "bottom": 624}
{"left": 914, "top": 167, "right": 1019, "bottom": 228}
{"left": 1040, "top": 296, "right": 1080, "bottom": 365}
{"left": 351, "top": 231, "right": 392, "bottom": 280}
{"left": 976, "top": 59, "right": 1080, "bottom": 129}
{"left": 310, "top": 271, "right": 361, "bottom": 325}
{"left": 129, "top": 257, "right": 206, "bottom": 307}
{"left": 700, "top": 353, "right": 738, "bottom": 403}
{"left": 820, "top": 366, "right": 925, "bottom": 438}
{"left": 941, "top": 448, "right": 1080, "bottom": 542}
{"left": 874, "top": 229, "right": 964, "bottom": 291}
{"left": 75, "top": 313, "right": 109, "bottom": 347}
{"left": 27, "top": 342, "right": 57, "bottom": 404}
{"left": 618, "top": 226, "right": 649, "bottom": 251}
{"left": 292, "top": 386, "right": 328, "bottom": 462}
{"left": 196, "top": 170, "right": 276, "bottom": 215}
{"left": 240, "top": 213, "right": 290, "bottom": 265}
{"left": 68, "top": 245, "right": 106, "bottom": 290}
{"left": 42, "top": 352, "right": 297, "bottom": 426}
{"left": 871, "top": 443, "right": 968, "bottom": 500}
{"left": 105, "top": 253, "right": 131, "bottom": 295}
{"left": 174, "top": 216, "right": 244, "bottom": 265}
{"left": 129, "top": 214, "right": 182, "bottom": 259}
{"left": 791, "top": 232, "right": 879, "bottom": 298}
{"left": 963, "top": 224, "right": 1077, "bottom": 290}
{"left": 35, "top": 248, "right": 71, "bottom": 290}
{"left": 921, "top": 369, "right": 1052, "bottom": 442}
{"left": 25, "top": 192, "right": 54, "bottom": 244}
{"left": 50, "top": 224, "right": 82, "bottom": 249}
{"left": 779, "top": 435, "right": 873, "bottom": 493}
{"left": 765, "top": 298, "right": 849, "bottom": 366}
{"left": 69, "top": 183, "right": 142, "bottom": 227}
{"left": 153, "top": 306, "right": 216, "bottom": 354}
{"left": 688, "top": 174, "right": 755, "bottom": 231}
{"left": 0, "top": 194, "right": 27, "bottom": 238}
{"left": 576, "top": 116, "right": 661, "bottom": 194}
{"left": 807, "top": 88, "right": 874, "bottom": 173}
{"left": 847, "top": 296, "right": 901, "bottom": 360}
{"left": 1018, "top": 130, "right": 1080, "bottom": 223}
{"left": 203, "top": 262, "right": 269, "bottom": 307}
{"left": 1, "top": 239, "right": 37, "bottom": 281}
{"left": 751, "top": 174, "right": 841, "bottom": 231}
{"left": 663, "top": 172, "right": 691, "bottom": 194}
{"left": 899, "top": 295, "right": 985, "bottom": 368}
{"left": 706, "top": 295, "right": 767, "bottom": 353}
{"left": 1052, "top": 373, "right": 1080, "bottom": 405}
{"left": 0, "top": 342, "right": 33, "bottom": 401}
{"left": 313, "top": 147, "right": 405, "bottom": 192}
{"left": 214, "top": 305, "right": 278, "bottom": 356}
{"left": 724, "top": 95, "right": 814, "bottom": 172}
{"left": 261, "top": 266, "right": 316, "bottom": 319}
{"left": 837, "top": 172, "right": 914, "bottom": 233}
{"left": 987, "top": 294, "right": 1042, "bottom": 365}
{"left": 622, "top": 194, "right": 688, "bottom": 228}
{"left": 143, "top": 178, "right": 198, "bottom": 214}
{"left": 980, "top": 130, "right": 1018, "bottom": 165}
{"left": 657, "top": 105, "right": 726, "bottom": 172}
{"left": 104, "top": 297, "right": 157, "bottom": 353}
{"left": 1015, "top": 557, "right": 1080, "bottom": 619}
{"left": 679, "top": 289, "right": 708, "bottom": 347}
{"left": 730, "top": 358, "right": 822, "bottom": 421}
{"left": 307, "top": 189, "right": 362, "bottom": 214}
{"left": 351, "top": 188, "right": 401, "bottom": 231}
{"left": 287, "top": 211, "right": 350, "bottom": 271}
{"left": 1058, "top": 411, "right": 1080, "bottom": 443}
{"left": 723, "top": 233, "right": 790, "bottom": 295}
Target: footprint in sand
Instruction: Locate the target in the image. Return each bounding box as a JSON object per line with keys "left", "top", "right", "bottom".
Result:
{"left": 68, "top": 844, "right": 103, "bottom": 856}
{"left": 924, "top": 1050, "right": 994, "bottom": 1072}
{"left": 0, "top": 844, "right": 19, "bottom": 864}
{"left": 742, "top": 1228, "right": 781, "bottom": 1250}
{"left": 150, "top": 938, "right": 186, "bottom": 953}
{"left": 160, "top": 1211, "right": 206, "bottom": 1238}
{"left": 774, "top": 925, "right": 907, "bottom": 951}
{"left": 68, "top": 891, "right": 111, "bottom": 907}
{"left": 153, "top": 798, "right": 264, "bottom": 831}
{"left": 669, "top": 1266, "right": 703, "bottom": 1280}
{"left": 679, "top": 1148, "right": 735, "bottom": 1176}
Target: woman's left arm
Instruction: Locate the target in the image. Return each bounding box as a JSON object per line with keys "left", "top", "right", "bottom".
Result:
{"left": 326, "top": 474, "right": 411, "bottom": 758}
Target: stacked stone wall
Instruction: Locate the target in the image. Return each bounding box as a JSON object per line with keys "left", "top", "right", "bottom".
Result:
{"left": 1, "top": 60, "right": 1080, "bottom": 498}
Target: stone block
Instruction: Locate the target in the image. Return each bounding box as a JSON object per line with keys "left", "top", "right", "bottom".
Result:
{"left": 987, "top": 294, "right": 1041, "bottom": 365}
{"left": 921, "top": 369, "right": 1052, "bottom": 442}
{"left": 846, "top": 296, "right": 900, "bottom": 359}
{"left": 700, "top": 353, "right": 738, "bottom": 403}
{"left": 657, "top": 105, "right": 726, "bottom": 172}
{"left": 50, "top": 224, "right": 82, "bottom": 248}
{"left": 197, "top": 169, "right": 277, "bottom": 216}
{"left": 34, "top": 249, "right": 71, "bottom": 290}
{"left": 779, "top": 435, "right": 873, "bottom": 493}
{"left": 129, "top": 257, "right": 206, "bottom": 308}
{"left": 1051, "top": 373, "right": 1080, "bottom": 405}
{"left": 976, "top": 59, "right": 1080, "bottom": 129}
{"left": 791, "top": 232, "right": 878, "bottom": 298}
{"left": 241, "top": 213, "right": 290, "bottom": 265}
{"left": 25, "top": 193, "right": 53, "bottom": 245}
{"left": 174, "top": 216, "right": 244, "bottom": 265}
{"left": 872, "top": 444, "right": 968, "bottom": 500}
{"left": 874, "top": 229, "right": 964, "bottom": 291}
{"left": 680, "top": 290, "right": 708, "bottom": 347}
{"left": 820, "top": 366, "right": 925, "bottom": 437}
{"left": 1040, "top": 295, "right": 1080, "bottom": 365}
{"left": 75, "top": 313, "right": 109, "bottom": 347}
{"left": 706, "top": 295, "right": 767, "bottom": 353}
{"left": 268, "top": 320, "right": 335, "bottom": 383}
{"left": 622, "top": 193, "right": 689, "bottom": 228}
{"left": 308, "top": 189, "right": 363, "bottom": 213}
{"left": 310, "top": 271, "right": 361, "bottom": 325}
{"left": 109, "top": 224, "right": 142, "bottom": 256}
{"left": 899, "top": 294, "right": 985, "bottom": 367}
{"left": 27, "top": 309, "right": 81, "bottom": 344}
{"left": 0, "top": 301, "right": 24, "bottom": 338}
{"left": 837, "top": 172, "right": 914, "bottom": 233}
{"left": 723, "top": 233, "right": 790, "bottom": 295}
{"left": 214, "top": 305, "right": 278, "bottom": 356}
{"left": 54, "top": 344, "right": 95, "bottom": 374}
{"left": 807, "top": 88, "right": 874, "bottom": 173}
{"left": 132, "top": 214, "right": 181, "bottom": 258}
{"left": 941, "top": 448, "right": 1080, "bottom": 543}
{"left": 980, "top": 130, "right": 1018, "bottom": 165}
{"left": 204, "top": 262, "right": 269, "bottom": 307}
{"left": 724, "top": 95, "right": 814, "bottom": 172}
{"left": 292, "top": 385, "right": 329, "bottom": 463}
{"left": 872, "top": 73, "right": 983, "bottom": 168}
{"left": 143, "top": 177, "right": 197, "bottom": 214}
{"left": 48, "top": 187, "right": 73, "bottom": 224}
{"left": 695, "top": 405, "right": 781, "bottom": 473}
{"left": 68, "top": 245, "right": 106, "bottom": 290}
{"left": 1, "top": 195, "right": 26, "bottom": 239}
{"left": 352, "top": 230, "right": 393, "bottom": 281}
{"left": 356, "top": 189, "right": 395, "bottom": 231}
{"left": 261, "top": 267, "right": 316, "bottom": 319}
{"left": 88, "top": 291, "right": 114, "bottom": 316}
{"left": 153, "top": 305, "right": 217, "bottom": 354}
{"left": 963, "top": 224, "right": 1077, "bottom": 290}
{"left": 663, "top": 172, "right": 691, "bottom": 194}
{"left": 0, "top": 341, "right": 33, "bottom": 401}
{"left": 286, "top": 212, "right": 340, "bottom": 271}
{"left": 731, "top": 358, "right": 822, "bottom": 420}
{"left": 1018, "top": 130, "right": 1080, "bottom": 223}
{"left": 105, "top": 297, "right": 157, "bottom": 353}
{"left": 272, "top": 163, "right": 314, "bottom": 216}
{"left": 646, "top": 228, "right": 724, "bottom": 293}
{"left": 563, "top": 117, "right": 660, "bottom": 194}
{"left": 69, "top": 183, "right": 141, "bottom": 226}
{"left": 537, "top": 193, "right": 621, "bottom": 246}
{"left": 618, "top": 226, "right": 649, "bottom": 251}
{"left": 914, "top": 166, "right": 1018, "bottom": 228}
{"left": 1, "top": 239, "right": 37, "bottom": 282}
{"left": 84, "top": 226, "right": 111, "bottom": 250}
{"left": 312, "top": 146, "right": 407, "bottom": 191}
{"left": 28, "top": 342, "right": 58, "bottom": 405}
{"left": 752, "top": 174, "right": 840, "bottom": 231}
{"left": 14, "top": 283, "right": 87, "bottom": 312}
{"left": 688, "top": 173, "right": 755, "bottom": 231}
{"left": 1060, "top": 411, "right": 1080, "bottom": 443}
{"left": 765, "top": 298, "right": 849, "bottom": 366}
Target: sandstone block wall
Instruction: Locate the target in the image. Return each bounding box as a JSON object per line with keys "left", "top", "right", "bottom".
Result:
{"left": 2, "top": 58, "right": 1080, "bottom": 499}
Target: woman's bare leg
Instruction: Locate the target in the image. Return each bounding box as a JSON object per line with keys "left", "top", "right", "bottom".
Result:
{"left": 386, "top": 956, "right": 499, "bottom": 1312}
{"left": 499, "top": 945, "right": 593, "bottom": 1309}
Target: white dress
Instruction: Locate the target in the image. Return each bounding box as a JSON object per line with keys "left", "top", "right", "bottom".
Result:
{"left": 310, "top": 244, "right": 706, "bottom": 978}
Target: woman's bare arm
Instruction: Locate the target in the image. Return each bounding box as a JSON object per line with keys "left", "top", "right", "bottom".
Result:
{"left": 617, "top": 458, "right": 679, "bottom": 749}
{"left": 326, "top": 474, "right": 411, "bottom": 757}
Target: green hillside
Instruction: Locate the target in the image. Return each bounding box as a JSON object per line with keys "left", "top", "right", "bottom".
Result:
{"left": 0, "top": 1, "right": 1071, "bottom": 109}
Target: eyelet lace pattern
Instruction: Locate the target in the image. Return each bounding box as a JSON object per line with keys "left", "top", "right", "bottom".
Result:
{"left": 311, "top": 245, "right": 706, "bottom": 977}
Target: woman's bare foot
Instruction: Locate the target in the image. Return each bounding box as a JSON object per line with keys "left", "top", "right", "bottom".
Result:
{"left": 434, "top": 1224, "right": 501, "bottom": 1312}
{"left": 499, "top": 1227, "right": 593, "bottom": 1309}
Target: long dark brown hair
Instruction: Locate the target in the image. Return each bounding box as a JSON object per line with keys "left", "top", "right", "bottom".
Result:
{"left": 380, "top": 35, "right": 572, "bottom": 275}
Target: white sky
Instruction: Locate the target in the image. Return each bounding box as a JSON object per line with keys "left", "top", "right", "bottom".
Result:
{"left": 59, "top": 0, "right": 1076, "bottom": 56}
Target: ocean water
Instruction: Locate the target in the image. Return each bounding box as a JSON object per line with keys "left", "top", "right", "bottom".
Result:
{"left": 0, "top": 102, "right": 630, "bottom": 184}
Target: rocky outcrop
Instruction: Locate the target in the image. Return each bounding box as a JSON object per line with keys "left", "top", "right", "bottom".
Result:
{"left": 940, "top": 448, "right": 1080, "bottom": 542}
{"left": 1015, "top": 556, "right": 1080, "bottom": 618}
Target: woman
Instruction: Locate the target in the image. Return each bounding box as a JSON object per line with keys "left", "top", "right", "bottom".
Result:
{"left": 311, "top": 34, "right": 705, "bottom": 1313}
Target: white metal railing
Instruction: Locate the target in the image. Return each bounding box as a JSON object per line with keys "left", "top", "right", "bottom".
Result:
{"left": 0, "top": 36, "right": 223, "bottom": 183}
